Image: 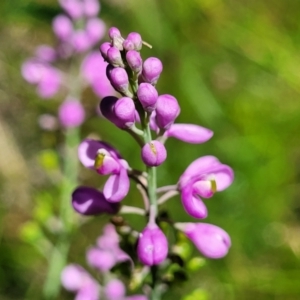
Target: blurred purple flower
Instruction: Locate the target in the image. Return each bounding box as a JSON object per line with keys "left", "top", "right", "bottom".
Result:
{"left": 81, "top": 51, "right": 115, "bottom": 98}
{"left": 58, "top": 98, "right": 85, "bottom": 128}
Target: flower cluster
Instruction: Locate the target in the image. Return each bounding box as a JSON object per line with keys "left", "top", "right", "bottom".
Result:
{"left": 75, "top": 26, "right": 234, "bottom": 266}
{"left": 62, "top": 224, "right": 147, "bottom": 300}
{"left": 21, "top": 0, "right": 114, "bottom": 129}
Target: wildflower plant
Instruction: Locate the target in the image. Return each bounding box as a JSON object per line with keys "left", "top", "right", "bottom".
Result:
{"left": 63, "top": 26, "right": 234, "bottom": 299}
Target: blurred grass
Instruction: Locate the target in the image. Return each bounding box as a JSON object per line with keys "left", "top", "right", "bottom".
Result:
{"left": 1, "top": 0, "right": 300, "bottom": 299}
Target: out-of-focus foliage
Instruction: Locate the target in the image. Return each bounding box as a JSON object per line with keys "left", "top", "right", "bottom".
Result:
{"left": 1, "top": 0, "right": 300, "bottom": 299}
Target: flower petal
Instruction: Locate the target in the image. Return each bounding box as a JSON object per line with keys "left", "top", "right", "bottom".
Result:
{"left": 184, "top": 223, "right": 231, "bottom": 259}
{"left": 165, "top": 123, "right": 213, "bottom": 144}
{"left": 72, "top": 186, "right": 119, "bottom": 215}
{"left": 103, "top": 168, "right": 130, "bottom": 202}
{"left": 78, "top": 139, "right": 121, "bottom": 169}
{"left": 181, "top": 185, "right": 208, "bottom": 219}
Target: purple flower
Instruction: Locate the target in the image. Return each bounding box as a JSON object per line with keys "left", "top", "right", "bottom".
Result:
{"left": 137, "top": 83, "right": 158, "bottom": 112}
{"left": 178, "top": 156, "right": 234, "bottom": 218}
{"left": 142, "top": 57, "right": 163, "bottom": 84}
{"left": 164, "top": 123, "right": 213, "bottom": 144}
{"left": 155, "top": 94, "right": 180, "bottom": 130}
{"left": 59, "top": 0, "right": 83, "bottom": 20}
{"left": 85, "top": 18, "right": 106, "bottom": 45}
{"left": 137, "top": 223, "right": 168, "bottom": 266}
{"left": 105, "top": 279, "right": 126, "bottom": 300}
{"left": 78, "top": 139, "right": 130, "bottom": 202}
{"left": 141, "top": 140, "right": 167, "bottom": 167}
{"left": 81, "top": 51, "right": 115, "bottom": 98}
{"left": 83, "top": 0, "right": 100, "bottom": 17}
{"left": 175, "top": 223, "right": 231, "bottom": 259}
{"left": 88, "top": 224, "right": 132, "bottom": 271}
{"left": 61, "top": 264, "right": 100, "bottom": 300}
{"left": 52, "top": 14, "right": 73, "bottom": 41}
{"left": 58, "top": 98, "right": 85, "bottom": 128}
{"left": 72, "top": 186, "right": 119, "bottom": 215}
{"left": 71, "top": 30, "right": 91, "bottom": 52}
{"left": 35, "top": 45, "right": 57, "bottom": 63}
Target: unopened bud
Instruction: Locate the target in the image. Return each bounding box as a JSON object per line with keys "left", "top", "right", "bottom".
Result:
{"left": 137, "top": 83, "right": 158, "bottom": 112}
{"left": 155, "top": 94, "right": 180, "bottom": 130}
{"left": 126, "top": 50, "right": 142, "bottom": 74}
{"left": 142, "top": 57, "right": 163, "bottom": 84}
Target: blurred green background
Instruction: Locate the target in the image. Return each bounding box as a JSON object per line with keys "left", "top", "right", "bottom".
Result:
{"left": 1, "top": 0, "right": 300, "bottom": 299}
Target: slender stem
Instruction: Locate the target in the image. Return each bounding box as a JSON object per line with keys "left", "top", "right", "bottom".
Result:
{"left": 157, "top": 190, "right": 179, "bottom": 205}
{"left": 156, "top": 185, "right": 178, "bottom": 193}
{"left": 120, "top": 205, "right": 145, "bottom": 215}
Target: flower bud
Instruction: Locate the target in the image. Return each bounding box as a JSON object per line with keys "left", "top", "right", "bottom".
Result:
{"left": 137, "top": 223, "right": 168, "bottom": 266}
{"left": 86, "top": 18, "right": 106, "bottom": 44}
{"left": 108, "top": 27, "right": 122, "bottom": 40}
{"left": 141, "top": 140, "right": 167, "bottom": 167}
{"left": 36, "top": 67, "right": 61, "bottom": 99}
{"left": 58, "top": 99, "right": 85, "bottom": 128}
{"left": 123, "top": 39, "right": 135, "bottom": 51}
{"left": 99, "top": 42, "right": 111, "bottom": 60}
{"left": 107, "top": 46, "right": 125, "bottom": 67}
{"left": 126, "top": 50, "right": 142, "bottom": 74}
{"left": 61, "top": 264, "right": 87, "bottom": 292}
{"left": 104, "top": 279, "right": 126, "bottom": 300}
{"left": 52, "top": 15, "right": 73, "bottom": 41}
{"left": 142, "top": 57, "right": 163, "bottom": 84}
{"left": 72, "top": 30, "right": 91, "bottom": 52}
{"left": 125, "top": 32, "right": 142, "bottom": 50}
{"left": 99, "top": 96, "right": 118, "bottom": 123}
{"left": 83, "top": 0, "right": 100, "bottom": 17}
{"left": 114, "top": 97, "right": 136, "bottom": 128}
{"left": 72, "top": 186, "right": 119, "bottom": 215}
{"left": 175, "top": 223, "right": 231, "bottom": 259}
{"left": 155, "top": 94, "right": 180, "bottom": 130}
{"left": 137, "top": 83, "right": 158, "bottom": 112}
{"left": 108, "top": 27, "right": 123, "bottom": 50}
{"left": 59, "top": 0, "right": 83, "bottom": 19}
{"left": 110, "top": 67, "right": 131, "bottom": 95}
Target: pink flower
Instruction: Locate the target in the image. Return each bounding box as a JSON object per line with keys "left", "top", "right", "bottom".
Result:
{"left": 78, "top": 139, "right": 130, "bottom": 202}
{"left": 178, "top": 156, "right": 234, "bottom": 218}
{"left": 81, "top": 51, "right": 115, "bottom": 98}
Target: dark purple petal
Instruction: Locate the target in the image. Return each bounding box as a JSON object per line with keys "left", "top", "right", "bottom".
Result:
{"left": 72, "top": 186, "right": 119, "bottom": 215}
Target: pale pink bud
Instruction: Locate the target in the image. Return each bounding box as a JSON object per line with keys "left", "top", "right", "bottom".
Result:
{"left": 126, "top": 50, "right": 142, "bottom": 73}
{"left": 141, "top": 140, "right": 167, "bottom": 167}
